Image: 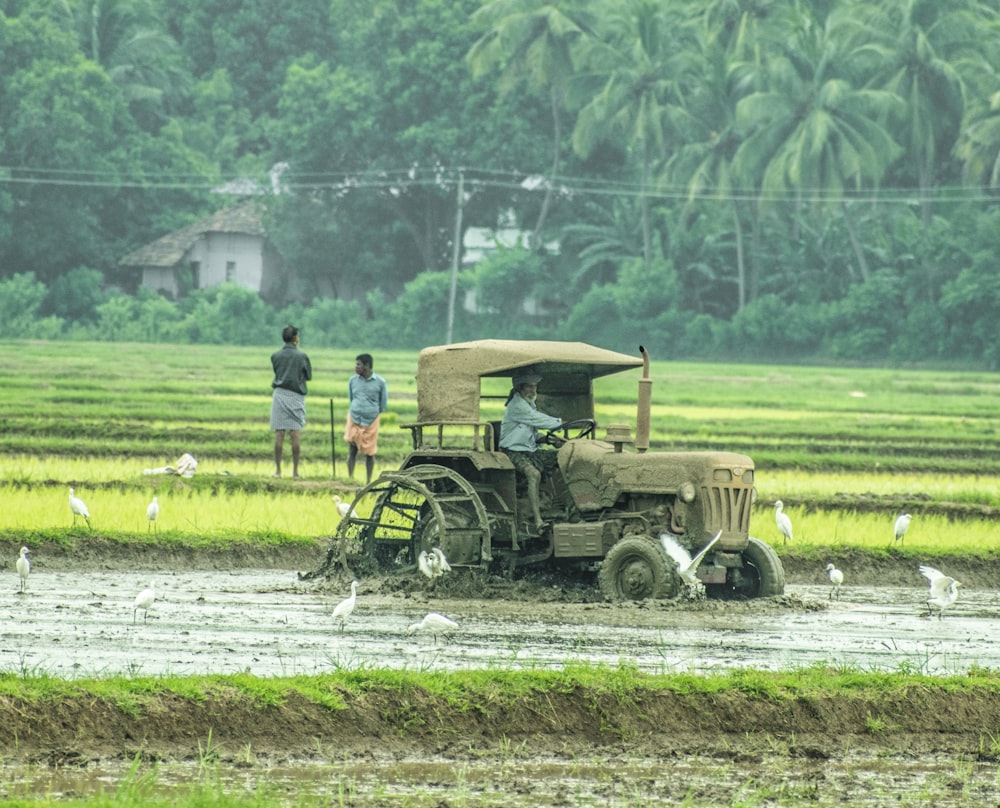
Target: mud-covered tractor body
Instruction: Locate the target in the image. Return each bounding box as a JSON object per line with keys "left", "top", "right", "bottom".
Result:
{"left": 318, "top": 339, "right": 784, "bottom": 601}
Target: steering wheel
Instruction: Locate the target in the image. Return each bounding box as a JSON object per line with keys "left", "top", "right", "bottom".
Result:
{"left": 542, "top": 418, "right": 597, "bottom": 445}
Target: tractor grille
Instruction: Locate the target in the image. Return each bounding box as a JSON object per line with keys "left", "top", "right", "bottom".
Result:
{"left": 701, "top": 485, "right": 753, "bottom": 534}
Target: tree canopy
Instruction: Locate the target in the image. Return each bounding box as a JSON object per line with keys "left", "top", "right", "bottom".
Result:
{"left": 2, "top": 0, "right": 1000, "bottom": 366}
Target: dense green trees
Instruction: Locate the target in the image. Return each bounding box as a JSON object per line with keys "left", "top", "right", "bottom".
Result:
{"left": 2, "top": 0, "right": 1000, "bottom": 367}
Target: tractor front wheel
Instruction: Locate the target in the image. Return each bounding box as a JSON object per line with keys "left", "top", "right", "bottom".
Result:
{"left": 727, "top": 536, "right": 785, "bottom": 598}
{"left": 598, "top": 536, "right": 680, "bottom": 602}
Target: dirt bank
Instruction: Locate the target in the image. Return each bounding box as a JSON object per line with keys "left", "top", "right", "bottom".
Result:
{"left": 5, "top": 682, "right": 1000, "bottom": 765}
{"left": 4, "top": 540, "right": 999, "bottom": 805}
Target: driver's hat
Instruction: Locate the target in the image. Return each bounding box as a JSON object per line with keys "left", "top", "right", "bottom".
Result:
{"left": 512, "top": 367, "right": 542, "bottom": 387}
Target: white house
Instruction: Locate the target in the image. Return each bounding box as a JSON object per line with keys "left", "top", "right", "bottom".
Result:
{"left": 120, "top": 202, "right": 282, "bottom": 298}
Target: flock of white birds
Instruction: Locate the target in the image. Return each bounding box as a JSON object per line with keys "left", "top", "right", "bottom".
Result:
{"left": 13, "top": 488, "right": 963, "bottom": 627}
{"left": 13, "top": 488, "right": 462, "bottom": 640}
{"left": 776, "top": 500, "right": 962, "bottom": 617}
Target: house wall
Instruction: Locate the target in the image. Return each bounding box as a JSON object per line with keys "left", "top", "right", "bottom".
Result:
{"left": 142, "top": 267, "right": 179, "bottom": 297}
{"left": 190, "top": 232, "right": 264, "bottom": 291}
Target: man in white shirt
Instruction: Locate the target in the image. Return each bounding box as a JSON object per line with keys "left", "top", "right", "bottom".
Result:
{"left": 499, "top": 368, "right": 562, "bottom": 534}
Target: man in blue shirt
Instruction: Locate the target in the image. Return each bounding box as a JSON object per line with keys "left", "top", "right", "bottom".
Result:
{"left": 270, "top": 325, "right": 312, "bottom": 479}
{"left": 344, "top": 353, "right": 388, "bottom": 484}
{"left": 499, "top": 368, "right": 562, "bottom": 534}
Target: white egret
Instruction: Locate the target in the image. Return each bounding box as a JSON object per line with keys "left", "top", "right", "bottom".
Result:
{"left": 407, "top": 612, "right": 458, "bottom": 645}
{"left": 146, "top": 496, "right": 159, "bottom": 533}
{"left": 16, "top": 546, "right": 30, "bottom": 592}
{"left": 417, "top": 547, "right": 452, "bottom": 579}
{"left": 333, "top": 495, "right": 357, "bottom": 520}
{"left": 431, "top": 547, "right": 451, "bottom": 574}
{"left": 69, "top": 487, "right": 92, "bottom": 528}
{"left": 894, "top": 513, "right": 912, "bottom": 545}
{"left": 825, "top": 563, "right": 844, "bottom": 600}
{"left": 919, "top": 565, "right": 960, "bottom": 618}
{"left": 660, "top": 530, "right": 722, "bottom": 587}
{"left": 332, "top": 580, "right": 358, "bottom": 631}
{"left": 134, "top": 581, "right": 155, "bottom": 624}
{"left": 774, "top": 500, "right": 793, "bottom": 544}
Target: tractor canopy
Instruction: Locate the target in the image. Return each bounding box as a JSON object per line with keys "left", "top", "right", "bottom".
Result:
{"left": 415, "top": 339, "right": 643, "bottom": 425}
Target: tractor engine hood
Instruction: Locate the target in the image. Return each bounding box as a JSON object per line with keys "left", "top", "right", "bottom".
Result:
{"left": 558, "top": 440, "right": 755, "bottom": 512}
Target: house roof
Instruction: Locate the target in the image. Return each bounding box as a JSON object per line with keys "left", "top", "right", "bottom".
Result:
{"left": 119, "top": 202, "right": 266, "bottom": 267}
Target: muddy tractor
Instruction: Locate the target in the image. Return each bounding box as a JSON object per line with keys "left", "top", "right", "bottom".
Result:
{"left": 308, "top": 339, "right": 784, "bottom": 601}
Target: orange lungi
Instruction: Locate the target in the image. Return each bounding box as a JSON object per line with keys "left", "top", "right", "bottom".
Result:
{"left": 344, "top": 414, "right": 380, "bottom": 456}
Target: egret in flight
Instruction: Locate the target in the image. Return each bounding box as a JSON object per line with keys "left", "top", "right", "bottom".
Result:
{"left": 774, "top": 500, "right": 793, "bottom": 544}
{"left": 16, "top": 546, "right": 30, "bottom": 592}
{"left": 919, "top": 565, "right": 960, "bottom": 618}
{"left": 332, "top": 580, "right": 358, "bottom": 632}
{"left": 69, "top": 487, "right": 91, "bottom": 528}
{"left": 660, "top": 530, "right": 722, "bottom": 596}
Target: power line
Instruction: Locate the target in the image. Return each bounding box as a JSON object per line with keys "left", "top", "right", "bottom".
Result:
{"left": 1, "top": 163, "right": 997, "bottom": 204}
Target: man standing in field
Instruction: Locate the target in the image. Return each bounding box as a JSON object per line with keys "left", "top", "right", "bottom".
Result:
{"left": 270, "top": 324, "right": 312, "bottom": 479}
{"left": 344, "top": 353, "right": 388, "bottom": 485}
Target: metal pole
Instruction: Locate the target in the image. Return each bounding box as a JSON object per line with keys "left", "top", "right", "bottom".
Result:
{"left": 330, "top": 398, "right": 336, "bottom": 478}
{"left": 446, "top": 170, "right": 464, "bottom": 344}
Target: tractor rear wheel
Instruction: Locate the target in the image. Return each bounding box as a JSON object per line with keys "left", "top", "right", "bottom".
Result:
{"left": 598, "top": 536, "right": 680, "bottom": 602}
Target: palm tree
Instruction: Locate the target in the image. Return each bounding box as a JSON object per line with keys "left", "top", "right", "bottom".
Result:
{"left": 561, "top": 198, "right": 644, "bottom": 293}
{"left": 467, "top": 0, "right": 594, "bottom": 247}
{"left": 957, "top": 89, "right": 1000, "bottom": 189}
{"left": 571, "top": 0, "right": 690, "bottom": 268}
{"left": 732, "top": 16, "right": 904, "bottom": 281}
{"left": 49, "top": 0, "right": 184, "bottom": 120}
{"left": 833, "top": 0, "right": 978, "bottom": 223}
{"left": 952, "top": 10, "right": 1000, "bottom": 189}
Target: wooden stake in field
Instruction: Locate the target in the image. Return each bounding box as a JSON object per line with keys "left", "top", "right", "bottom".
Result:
{"left": 330, "top": 398, "right": 336, "bottom": 478}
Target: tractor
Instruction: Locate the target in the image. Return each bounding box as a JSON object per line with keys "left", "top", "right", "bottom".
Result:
{"left": 305, "top": 339, "right": 784, "bottom": 601}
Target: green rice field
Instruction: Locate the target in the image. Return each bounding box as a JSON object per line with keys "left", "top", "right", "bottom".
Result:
{"left": 2, "top": 340, "right": 1000, "bottom": 556}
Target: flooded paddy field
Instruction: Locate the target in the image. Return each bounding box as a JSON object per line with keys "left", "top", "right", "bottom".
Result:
{"left": 3, "top": 559, "right": 1000, "bottom": 806}
{"left": 3, "top": 566, "right": 998, "bottom": 678}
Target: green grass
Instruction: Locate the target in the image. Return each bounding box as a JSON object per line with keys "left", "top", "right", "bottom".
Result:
{"left": 4, "top": 339, "right": 1000, "bottom": 555}
{"left": 3, "top": 484, "right": 340, "bottom": 537}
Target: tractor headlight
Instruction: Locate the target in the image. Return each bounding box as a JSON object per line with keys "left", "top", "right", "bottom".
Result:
{"left": 679, "top": 481, "right": 696, "bottom": 502}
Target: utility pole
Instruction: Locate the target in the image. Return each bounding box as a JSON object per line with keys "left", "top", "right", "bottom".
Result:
{"left": 446, "top": 170, "right": 464, "bottom": 344}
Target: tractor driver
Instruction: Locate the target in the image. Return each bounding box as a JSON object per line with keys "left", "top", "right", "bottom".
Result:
{"left": 499, "top": 368, "right": 562, "bottom": 535}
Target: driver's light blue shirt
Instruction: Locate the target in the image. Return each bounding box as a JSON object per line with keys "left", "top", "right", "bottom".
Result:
{"left": 499, "top": 393, "right": 562, "bottom": 452}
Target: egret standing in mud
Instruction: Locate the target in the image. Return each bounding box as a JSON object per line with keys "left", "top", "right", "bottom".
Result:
{"left": 407, "top": 612, "right": 458, "bottom": 645}
{"left": 894, "top": 513, "right": 912, "bottom": 545}
{"left": 774, "top": 500, "right": 793, "bottom": 544}
{"left": 919, "top": 565, "right": 960, "bottom": 618}
{"left": 825, "top": 563, "right": 844, "bottom": 600}
{"left": 134, "top": 582, "right": 155, "bottom": 624}
{"left": 332, "top": 580, "right": 358, "bottom": 632}
{"left": 16, "top": 546, "right": 30, "bottom": 592}
{"left": 69, "top": 487, "right": 91, "bottom": 528}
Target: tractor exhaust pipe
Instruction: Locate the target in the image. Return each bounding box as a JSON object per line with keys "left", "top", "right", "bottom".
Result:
{"left": 636, "top": 345, "right": 651, "bottom": 453}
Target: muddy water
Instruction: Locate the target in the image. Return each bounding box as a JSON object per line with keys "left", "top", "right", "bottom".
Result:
{"left": 7, "top": 752, "right": 1000, "bottom": 807}
{"left": 3, "top": 568, "right": 999, "bottom": 677}
{"left": 5, "top": 568, "right": 1000, "bottom": 806}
